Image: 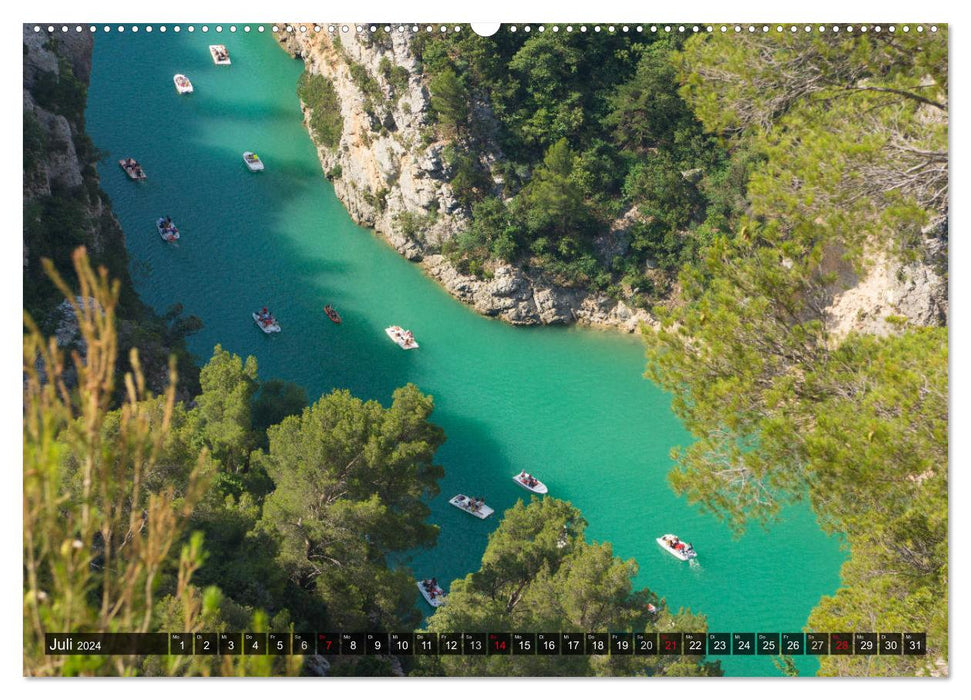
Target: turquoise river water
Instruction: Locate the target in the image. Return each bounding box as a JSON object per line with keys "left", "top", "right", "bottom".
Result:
{"left": 85, "top": 28, "right": 845, "bottom": 676}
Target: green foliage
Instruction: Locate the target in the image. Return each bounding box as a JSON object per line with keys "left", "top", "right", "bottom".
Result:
{"left": 421, "top": 498, "right": 720, "bottom": 677}
{"left": 644, "top": 29, "right": 948, "bottom": 674}
{"left": 23, "top": 110, "right": 47, "bottom": 174}
{"left": 349, "top": 62, "right": 381, "bottom": 99}
{"left": 378, "top": 56, "right": 410, "bottom": 96}
{"left": 297, "top": 71, "right": 343, "bottom": 147}
{"left": 31, "top": 57, "right": 87, "bottom": 123}
{"left": 522, "top": 138, "right": 589, "bottom": 242}
{"left": 428, "top": 67, "right": 468, "bottom": 132}
{"left": 257, "top": 384, "right": 446, "bottom": 629}
{"left": 394, "top": 209, "right": 437, "bottom": 243}
{"left": 411, "top": 30, "right": 735, "bottom": 305}
{"left": 186, "top": 345, "right": 259, "bottom": 473}
{"left": 442, "top": 143, "right": 491, "bottom": 207}
{"left": 443, "top": 196, "right": 519, "bottom": 275}
{"left": 23, "top": 250, "right": 212, "bottom": 676}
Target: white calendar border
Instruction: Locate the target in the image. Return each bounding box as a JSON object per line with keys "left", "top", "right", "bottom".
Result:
{"left": 4, "top": 1, "right": 963, "bottom": 698}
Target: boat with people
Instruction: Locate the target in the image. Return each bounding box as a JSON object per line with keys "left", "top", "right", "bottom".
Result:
{"left": 119, "top": 158, "right": 146, "bottom": 181}
{"left": 512, "top": 470, "right": 548, "bottom": 494}
{"left": 385, "top": 325, "right": 419, "bottom": 350}
{"left": 156, "top": 216, "right": 179, "bottom": 241}
{"left": 449, "top": 494, "right": 494, "bottom": 519}
{"left": 417, "top": 579, "right": 446, "bottom": 607}
{"left": 324, "top": 305, "right": 342, "bottom": 324}
{"left": 656, "top": 534, "right": 697, "bottom": 561}
{"left": 242, "top": 151, "right": 264, "bottom": 172}
{"left": 252, "top": 307, "right": 281, "bottom": 333}
{"left": 209, "top": 44, "right": 231, "bottom": 65}
{"left": 173, "top": 73, "right": 193, "bottom": 94}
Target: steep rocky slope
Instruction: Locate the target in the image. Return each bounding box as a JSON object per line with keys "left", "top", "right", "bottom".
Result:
{"left": 824, "top": 217, "right": 948, "bottom": 339}
{"left": 278, "top": 27, "right": 947, "bottom": 337}
{"left": 23, "top": 26, "right": 200, "bottom": 396}
{"left": 23, "top": 28, "right": 124, "bottom": 280}
{"left": 277, "top": 28, "right": 654, "bottom": 332}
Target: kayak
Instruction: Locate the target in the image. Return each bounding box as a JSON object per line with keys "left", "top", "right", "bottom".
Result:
{"left": 324, "top": 305, "right": 342, "bottom": 324}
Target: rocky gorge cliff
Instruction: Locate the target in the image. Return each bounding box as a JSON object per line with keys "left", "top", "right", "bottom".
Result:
{"left": 823, "top": 216, "right": 948, "bottom": 340}
{"left": 277, "top": 27, "right": 947, "bottom": 338}
{"left": 23, "top": 28, "right": 122, "bottom": 279}
{"left": 23, "top": 26, "right": 200, "bottom": 396}
{"left": 277, "top": 28, "right": 655, "bottom": 332}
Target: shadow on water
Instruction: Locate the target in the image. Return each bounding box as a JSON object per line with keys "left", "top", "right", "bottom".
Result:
{"left": 88, "top": 29, "right": 418, "bottom": 399}
{"left": 395, "top": 408, "right": 521, "bottom": 581}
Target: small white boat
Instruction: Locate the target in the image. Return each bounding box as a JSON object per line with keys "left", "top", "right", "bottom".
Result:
{"left": 156, "top": 217, "right": 180, "bottom": 242}
{"left": 119, "top": 158, "right": 146, "bottom": 180}
{"left": 252, "top": 311, "right": 281, "bottom": 334}
{"left": 417, "top": 579, "right": 446, "bottom": 608}
{"left": 173, "top": 73, "right": 193, "bottom": 94}
{"left": 243, "top": 151, "right": 264, "bottom": 172}
{"left": 449, "top": 494, "right": 494, "bottom": 519}
{"left": 512, "top": 471, "right": 548, "bottom": 495}
{"left": 385, "top": 325, "right": 419, "bottom": 350}
{"left": 656, "top": 534, "right": 697, "bottom": 561}
{"left": 209, "top": 44, "right": 231, "bottom": 65}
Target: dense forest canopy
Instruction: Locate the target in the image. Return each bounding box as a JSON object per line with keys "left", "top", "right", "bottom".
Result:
{"left": 412, "top": 29, "right": 748, "bottom": 303}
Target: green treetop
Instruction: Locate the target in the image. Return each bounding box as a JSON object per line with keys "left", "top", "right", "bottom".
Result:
{"left": 420, "top": 498, "right": 720, "bottom": 677}
{"left": 257, "top": 384, "right": 445, "bottom": 630}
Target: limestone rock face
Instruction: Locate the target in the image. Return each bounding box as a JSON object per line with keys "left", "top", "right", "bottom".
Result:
{"left": 23, "top": 26, "right": 112, "bottom": 259}
{"left": 824, "top": 218, "right": 948, "bottom": 339}
{"left": 277, "top": 27, "right": 657, "bottom": 332}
